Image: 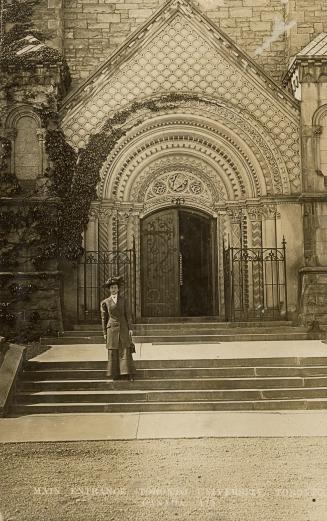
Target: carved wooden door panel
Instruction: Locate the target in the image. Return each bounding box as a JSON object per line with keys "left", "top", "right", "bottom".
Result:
{"left": 141, "top": 209, "right": 180, "bottom": 317}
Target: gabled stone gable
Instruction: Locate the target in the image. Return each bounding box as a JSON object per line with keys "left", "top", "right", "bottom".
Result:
{"left": 60, "top": 0, "right": 301, "bottom": 191}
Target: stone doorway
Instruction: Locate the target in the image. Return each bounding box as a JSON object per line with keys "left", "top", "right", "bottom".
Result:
{"left": 140, "top": 207, "right": 217, "bottom": 318}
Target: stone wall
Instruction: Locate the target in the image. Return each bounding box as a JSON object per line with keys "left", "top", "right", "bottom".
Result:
{"left": 299, "top": 267, "right": 327, "bottom": 325}
{"left": 0, "top": 272, "right": 63, "bottom": 341}
{"left": 30, "top": 0, "right": 327, "bottom": 87}
{"left": 286, "top": 0, "right": 327, "bottom": 62}
{"left": 33, "top": 0, "right": 64, "bottom": 51}
{"left": 32, "top": 0, "right": 327, "bottom": 88}
{"left": 46, "top": 0, "right": 290, "bottom": 86}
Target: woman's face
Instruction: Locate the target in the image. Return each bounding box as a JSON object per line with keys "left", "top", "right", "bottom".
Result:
{"left": 110, "top": 284, "right": 119, "bottom": 295}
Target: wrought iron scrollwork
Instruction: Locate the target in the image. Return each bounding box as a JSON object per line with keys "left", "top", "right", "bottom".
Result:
{"left": 77, "top": 248, "right": 136, "bottom": 323}
{"left": 223, "top": 239, "right": 288, "bottom": 321}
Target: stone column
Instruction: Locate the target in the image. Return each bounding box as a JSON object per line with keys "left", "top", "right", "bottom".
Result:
{"left": 303, "top": 200, "right": 318, "bottom": 266}
{"left": 35, "top": 128, "right": 49, "bottom": 195}
{"left": 0, "top": 128, "right": 20, "bottom": 196}
{"left": 248, "top": 206, "right": 263, "bottom": 318}
{"left": 4, "top": 128, "right": 17, "bottom": 175}
{"left": 302, "top": 125, "right": 324, "bottom": 193}
{"left": 227, "top": 207, "right": 243, "bottom": 247}
{"left": 130, "top": 210, "right": 142, "bottom": 320}
{"left": 226, "top": 206, "right": 244, "bottom": 317}
{"left": 111, "top": 209, "right": 119, "bottom": 254}
{"left": 262, "top": 204, "right": 278, "bottom": 248}
{"left": 296, "top": 60, "right": 327, "bottom": 324}
{"left": 261, "top": 204, "right": 279, "bottom": 313}
{"left": 216, "top": 211, "right": 225, "bottom": 318}
{"left": 247, "top": 207, "right": 263, "bottom": 249}
{"left": 117, "top": 208, "right": 132, "bottom": 281}
{"left": 85, "top": 207, "right": 99, "bottom": 252}
{"left": 98, "top": 208, "right": 111, "bottom": 251}
{"left": 117, "top": 209, "right": 132, "bottom": 253}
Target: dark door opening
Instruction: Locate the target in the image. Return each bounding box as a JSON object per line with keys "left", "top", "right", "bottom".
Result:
{"left": 179, "top": 210, "right": 213, "bottom": 316}
{"left": 141, "top": 207, "right": 216, "bottom": 318}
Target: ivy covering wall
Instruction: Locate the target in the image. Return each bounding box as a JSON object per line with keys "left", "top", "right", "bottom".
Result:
{"left": 0, "top": 0, "right": 69, "bottom": 340}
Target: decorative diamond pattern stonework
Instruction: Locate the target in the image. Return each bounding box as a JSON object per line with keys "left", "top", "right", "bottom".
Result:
{"left": 61, "top": 12, "right": 300, "bottom": 182}
{"left": 61, "top": 3, "right": 301, "bottom": 197}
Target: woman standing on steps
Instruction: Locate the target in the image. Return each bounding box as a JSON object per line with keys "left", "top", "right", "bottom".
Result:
{"left": 100, "top": 276, "right": 136, "bottom": 381}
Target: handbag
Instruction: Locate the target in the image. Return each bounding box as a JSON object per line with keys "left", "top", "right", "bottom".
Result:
{"left": 129, "top": 333, "right": 136, "bottom": 353}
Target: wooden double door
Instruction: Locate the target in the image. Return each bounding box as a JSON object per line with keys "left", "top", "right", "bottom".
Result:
{"left": 141, "top": 208, "right": 216, "bottom": 317}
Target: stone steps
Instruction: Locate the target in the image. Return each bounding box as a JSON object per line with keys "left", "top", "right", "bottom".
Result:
{"left": 25, "top": 357, "right": 327, "bottom": 369}
{"left": 20, "top": 366, "right": 327, "bottom": 381}
{"left": 18, "top": 376, "right": 327, "bottom": 391}
{"left": 10, "top": 356, "right": 327, "bottom": 415}
{"left": 14, "top": 388, "right": 327, "bottom": 403}
{"left": 11, "top": 399, "right": 327, "bottom": 415}
{"left": 40, "top": 320, "right": 322, "bottom": 345}
{"left": 41, "top": 331, "right": 318, "bottom": 344}
{"left": 73, "top": 320, "right": 294, "bottom": 331}
{"left": 60, "top": 327, "right": 306, "bottom": 337}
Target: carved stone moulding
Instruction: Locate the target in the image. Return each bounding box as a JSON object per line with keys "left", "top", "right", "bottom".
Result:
{"left": 299, "top": 60, "right": 327, "bottom": 84}
{"left": 97, "top": 104, "right": 297, "bottom": 207}
{"left": 141, "top": 194, "right": 217, "bottom": 218}
{"left": 139, "top": 158, "right": 218, "bottom": 205}
{"left": 100, "top": 128, "right": 254, "bottom": 203}
{"left": 247, "top": 205, "right": 263, "bottom": 222}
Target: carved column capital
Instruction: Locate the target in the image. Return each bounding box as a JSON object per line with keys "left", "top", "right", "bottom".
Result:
{"left": 262, "top": 204, "right": 279, "bottom": 220}
{"left": 302, "top": 125, "right": 322, "bottom": 138}
{"left": 89, "top": 205, "right": 100, "bottom": 221}
{"left": 36, "top": 128, "right": 47, "bottom": 142}
{"left": 99, "top": 207, "right": 113, "bottom": 220}
{"left": 226, "top": 206, "right": 243, "bottom": 224}
{"left": 118, "top": 205, "right": 134, "bottom": 223}
{"left": 313, "top": 125, "right": 322, "bottom": 136}
{"left": 247, "top": 206, "right": 262, "bottom": 222}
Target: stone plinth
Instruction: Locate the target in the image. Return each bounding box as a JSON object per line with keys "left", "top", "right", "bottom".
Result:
{"left": 298, "top": 267, "right": 327, "bottom": 325}
{"left": 0, "top": 271, "right": 63, "bottom": 341}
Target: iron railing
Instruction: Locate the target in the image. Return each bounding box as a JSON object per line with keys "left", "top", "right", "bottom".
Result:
{"left": 223, "top": 238, "right": 288, "bottom": 321}
{"left": 77, "top": 249, "right": 136, "bottom": 323}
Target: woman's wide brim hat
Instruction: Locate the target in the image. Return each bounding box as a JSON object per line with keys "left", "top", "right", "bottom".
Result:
{"left": 103, "top": 276, "right": 124, "bottom": 288}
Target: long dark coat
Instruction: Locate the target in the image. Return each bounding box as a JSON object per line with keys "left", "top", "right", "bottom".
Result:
{"left": 100, "top": 295, "right": 132, "bottom": 350}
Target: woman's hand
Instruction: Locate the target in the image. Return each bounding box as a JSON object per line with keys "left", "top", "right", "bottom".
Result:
{"left": 103, "top": 334, "right": 107, "bottom": 340}
{"left": 129, "top": 329, "right": 133, "bottom": 337}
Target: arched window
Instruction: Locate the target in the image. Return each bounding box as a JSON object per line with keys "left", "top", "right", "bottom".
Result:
{"left": 5, "top": 107, "right": 43, "bottom": 182}
{"left": 318, "top": 111, "right": 327, "bottom": 177}
{"left": 313, "top": 105, "right": 327, "bottom": 180}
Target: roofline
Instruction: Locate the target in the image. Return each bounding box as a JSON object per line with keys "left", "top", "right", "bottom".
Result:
{"left": 60, "top": 0, "right": 298, "bottom": 112}
{"left": 282, "top": 53, "right": 327, "bottom": 86}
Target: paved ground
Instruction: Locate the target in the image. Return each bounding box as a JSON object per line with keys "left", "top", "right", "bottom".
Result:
{"left": 0, "top": 438, "right": 327, "bottom": 521}
{"left": 1, "top": 411, "right": 327, "bottom": 443}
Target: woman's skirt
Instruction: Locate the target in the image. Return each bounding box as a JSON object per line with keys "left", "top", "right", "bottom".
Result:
{"left": 106, "top": 339, "right": 136, "bottom": 378}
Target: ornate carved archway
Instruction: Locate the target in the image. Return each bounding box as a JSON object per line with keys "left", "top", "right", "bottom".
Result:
{"left": 98, "top": 101, "right": 296, "bottom": 203}
{"left": 83, "top": 98, "right": 294, "bottom": 319}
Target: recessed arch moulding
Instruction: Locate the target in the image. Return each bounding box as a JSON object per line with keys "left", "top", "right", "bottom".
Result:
{"left": 74, "top": 101, "right": 303, "bottom": 319}
{"left": 75, "top": 100, "right": 298, "bottom": 253}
